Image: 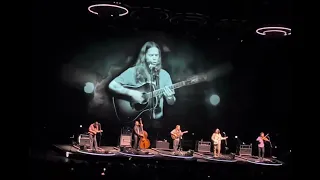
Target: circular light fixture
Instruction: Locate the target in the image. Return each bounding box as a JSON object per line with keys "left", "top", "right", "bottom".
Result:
{"left": 256, "top": 26, "right": 291, "bottom": 36}
{"left": 88, "top": 4, "right": 129, "bottom": 16}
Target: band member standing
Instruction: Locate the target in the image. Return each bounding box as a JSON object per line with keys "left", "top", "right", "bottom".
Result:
{"left": 211, "top": 128, "right": 228, "bottom": 157}
{"left": 170, "top": 125, "right": 189, "bottom": 151}
{"left": 256, "top": 132, "right": 269, "bottom": 160}
{"left": 88, "top": 121, "right": 103, "bottom": 151}
{"left": 133, "top": 119, "right": 144, "bottom": 149}
{"left": 108, "top": 41, "right": 176, "bottom": 120}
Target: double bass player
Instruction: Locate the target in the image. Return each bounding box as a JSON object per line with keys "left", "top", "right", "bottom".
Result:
{"left": 133, "top": 118, "right": 144, "bottom": 149}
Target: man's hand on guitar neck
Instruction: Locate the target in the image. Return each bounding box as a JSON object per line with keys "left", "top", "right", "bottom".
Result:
{"left": 128, "top": 90, "right": 144, "bottom": 103}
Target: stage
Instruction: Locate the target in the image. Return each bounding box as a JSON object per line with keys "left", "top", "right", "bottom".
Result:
{"left": 29, "top": 144, "right": 290, "bottom": 179}
{"left": 51, "top": 144, "right": 283, "bottom": 166}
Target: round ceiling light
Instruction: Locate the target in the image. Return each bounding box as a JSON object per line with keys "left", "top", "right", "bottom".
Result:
{"left": 256, "top": 26, "right": 291, "bottom": 36}
{"left": 88, "top": 4, "right": 129, "bottom": 17}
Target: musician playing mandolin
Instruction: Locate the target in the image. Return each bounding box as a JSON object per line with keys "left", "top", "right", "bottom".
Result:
{"left": 256, "top": 132, "right": 269, "bottom": 160}
{"left": 108, "top": 41, "right": 176, "bottom": 120}
{"left": 211, "top": 128, "right": 228, "bottom": 157}
{"left": 133, "top": 119, "right": 144, "bottom": 149}
{"left": 88, "top": 121, "right": 103, "bottom": 151}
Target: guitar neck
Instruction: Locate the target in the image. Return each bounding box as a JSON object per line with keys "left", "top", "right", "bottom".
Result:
{"left": 146, "top": 63, "right": 232, "bottom": 98}
{"left": 148, "top": 79, "right": 205, "bottom": 97}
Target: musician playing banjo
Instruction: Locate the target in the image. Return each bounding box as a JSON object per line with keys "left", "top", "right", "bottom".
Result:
{"left": 108, "top": 41, "right": 176, "bottom": 120}
{"left": 171, "top": 125, "right": 188, "bottom": 151}
{"left": 211, "top": 128, "right": 228, "bottom": 157}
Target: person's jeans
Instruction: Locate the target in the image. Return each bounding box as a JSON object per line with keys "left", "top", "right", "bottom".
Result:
{"left": 258, "top": 147, "right": 265, "bottom": 158}
{"left": 133, "top": 135, "right": 139, "bottom": 149}
{"left": 89, "top": 134, "right": 98, "bottom": 150}
{"left": 173, "top": 139, "right": 180, "bottom": 151}
{"left": 213, "top": 143, "right": 221, "bottom": 157}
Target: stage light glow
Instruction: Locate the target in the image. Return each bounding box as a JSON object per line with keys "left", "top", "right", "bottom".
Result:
{"left": 235, "top": 136, "right": 238, "bottom": 138}
{"left": 84, "top": 82, "right": 95, "bottom": 94}
{"left": 209, "top": 94, "right": 220, "bottom": 106}
{"left": 118, "top": 151, "right": 155, "bottom": 157}
{"left": 255, "top": 26, "right": 291, "bottom": 36}
{"left": 77, "top": 150, "right": 116, "bottom": 156}
{"left": 88, "top": 4, "right": 129, "bottom": 16}
{"left": 159, "top": 153, "right": 194, "bottom": 159}
{"left": 204, "top": 156, "right": 237, "bottom": 163}
{"left": 79, "top": 125, "right": 82, "bottom": 127}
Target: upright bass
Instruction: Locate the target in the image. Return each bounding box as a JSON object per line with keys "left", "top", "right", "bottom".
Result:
{"left": 139, "top": 119, "right": 150, "bottom": 149}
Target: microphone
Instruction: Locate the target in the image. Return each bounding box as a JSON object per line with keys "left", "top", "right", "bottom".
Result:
{"left": 149, "top": 64, "right": 155, "bottom": 70}
{"left": 149, "top": 64, "right": 159, "bottom": 73}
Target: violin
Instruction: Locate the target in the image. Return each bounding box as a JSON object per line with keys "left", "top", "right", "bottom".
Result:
{"left": 262, "top": 134, "right": 270, "bottom": 141}
{"left": 138, "top": 119, "right": 150, "bottom": 149}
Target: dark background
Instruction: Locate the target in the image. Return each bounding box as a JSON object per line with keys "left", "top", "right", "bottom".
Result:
{"left": 32, "top": 0, "right": 292, "bottom": 159}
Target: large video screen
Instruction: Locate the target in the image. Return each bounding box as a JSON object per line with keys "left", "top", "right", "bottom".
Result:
{"left": 61, "top": 31, "right": 232, "bottom": 129}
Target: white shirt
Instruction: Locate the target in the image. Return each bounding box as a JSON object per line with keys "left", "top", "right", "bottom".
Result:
{"left": 211, "top": 133, "right": 222, "bottom": 145}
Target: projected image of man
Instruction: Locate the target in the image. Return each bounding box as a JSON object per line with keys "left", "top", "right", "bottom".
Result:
{"left": 109, "top": 41, "right": 176, "bottom": 120}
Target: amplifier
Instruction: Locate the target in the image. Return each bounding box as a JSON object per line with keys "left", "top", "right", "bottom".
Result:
{"left": 196, "top": 141, "right": 211, "bottom": 153}
{"left": 239, "top": 145, "right": 252, "bottom": 156}
{"left": 156, "top": 141, "right": 170, "bottom": 149}
{"left": 120, "top": 135, "right": 132, "bottom": 147}
{"left": 78, "top": 134, "right": 90, "bottom": 146}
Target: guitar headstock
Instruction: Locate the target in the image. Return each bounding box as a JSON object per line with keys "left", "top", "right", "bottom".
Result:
{"left": 185, "top": 74, "right": 208, "bottom": 85}
{"left": 206, "top": 62, "right": 233, "bottom": 81}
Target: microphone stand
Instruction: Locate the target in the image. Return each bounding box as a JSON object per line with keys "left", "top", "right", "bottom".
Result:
{"left": 98, "top": 123, "right": 102, "bottom": 147}
{"left": 268, "top": 136, "right": 272, "bottom": 158}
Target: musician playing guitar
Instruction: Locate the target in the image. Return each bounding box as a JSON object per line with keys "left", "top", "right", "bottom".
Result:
{"left": 170, "top": 125, "right": 188, "bottom": 151}
{"left": 211, "top": 128, "right": 228, "bottom": 157}
{"left": 108, "top": 41, "right": 176, "bottom": 120}
{"left": 133, "top": 118, "right": 144, "bottom": 149}
{"left": 256, "top": 132, "right": 270, "bottom": 160}
{"left": 88, "top": 121, "right": 103, "bottom": 151}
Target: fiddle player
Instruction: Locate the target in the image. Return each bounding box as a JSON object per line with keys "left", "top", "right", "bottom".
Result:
{"left": 211, "top": 128, "right": 228, "bottom": 157}
{"left": 88, "top": 121, "right": 103, "bottom": 151}
{"left": 133, "top": 118, "right": 144, "bottom": 149}
{"left": 256, "top": 132, "right": 269, "bottom": 160}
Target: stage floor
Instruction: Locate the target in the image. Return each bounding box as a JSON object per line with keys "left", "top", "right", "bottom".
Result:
{"left": 51, "top": 144, "right": 283, "bottom": 166}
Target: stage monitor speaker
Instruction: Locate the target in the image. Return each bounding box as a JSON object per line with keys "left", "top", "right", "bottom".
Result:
{"left": 196, "top": 141, "right": 211, "bottom": 153}
{"left": 239, "top": 145, "right": 252, "bottom": 156}
{"left": 156, "top": 141, "right": 170, "bottom": 149}
{"left": 120, "top": 135, "right": 132, "bottom": 147}
{"left": 78, "top": 134, "right": 90, "bottom": 147}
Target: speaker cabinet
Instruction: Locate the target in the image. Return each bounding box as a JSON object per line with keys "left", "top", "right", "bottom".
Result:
{"left": 120, "top": 135, "right": 132, "bottom": 147}
{"left": 196, "top": 141, "right": 211, "bottom": 153}
{"left": 156, "top": 141, "right": 170, "bottom": 149}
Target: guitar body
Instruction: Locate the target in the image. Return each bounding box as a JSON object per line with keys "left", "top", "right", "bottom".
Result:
{"left": 112, "top": 65, "right": 232, "bottom": 122}
{"left": 139, "top": 130, "right": 150, "bottom": 149}
{"left": 171, "top": 134, "right": 178, "bottom": 140}
{"left": 112, "top": 83, "right": 158, "bottom": 122}
{"left": 171, "top": 131, "right": 188, "bottom": 140}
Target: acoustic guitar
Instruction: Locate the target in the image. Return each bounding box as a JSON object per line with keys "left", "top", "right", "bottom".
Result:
{"left": 171, "top": 131, "right": 188, "bottom": 140}
{"left": 112, "top": 63, "right": 232, "bottom": 122}
{"left": 89, "top": 130, "right": 103, "bottom": 135}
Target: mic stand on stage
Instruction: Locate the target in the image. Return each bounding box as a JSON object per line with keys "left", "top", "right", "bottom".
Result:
{"left": 178, "top": 136, "right": 183, "bottom": 154}
{"left": 268, "top": 136, "right": 273, "bottom": 158}
{"left": 98, "top": 123, "right": 102, "bottom": 147}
